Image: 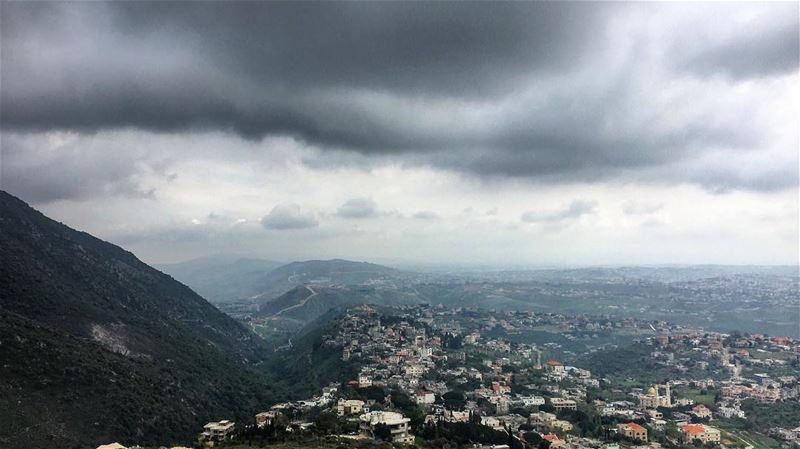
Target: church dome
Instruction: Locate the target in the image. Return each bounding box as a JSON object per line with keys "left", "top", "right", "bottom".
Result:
{"left": 646, "top": 387, "right": 657, "bottom": 396}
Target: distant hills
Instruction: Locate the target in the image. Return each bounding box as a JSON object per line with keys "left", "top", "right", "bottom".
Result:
{"left": 0, "top": 191, "right": 284, "bottom": 449}
{"left": 156, "top": 255, "right": 283, "bottom": 302}
{"left": 160, "top": 255, "right": 408, "bottom": 305}
{"left": 159, "top": 256, "right": 413, "bottom": 339}
{"left": 252, "top": 259, "right": 405, "bottom": 299}
{"left": 161, "top": 249, "right": 799, "bottom": 341}
{"left": 256, "top": 284, "right": 423, "bottom": 332}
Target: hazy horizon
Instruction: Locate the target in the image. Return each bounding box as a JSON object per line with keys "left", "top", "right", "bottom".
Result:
{"left": 153, "top": 251, "right": 800, "bottom": 272}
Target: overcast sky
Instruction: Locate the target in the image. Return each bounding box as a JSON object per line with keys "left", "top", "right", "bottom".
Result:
{"left": 1, "top": 1, "right": 798, "bottom": 266}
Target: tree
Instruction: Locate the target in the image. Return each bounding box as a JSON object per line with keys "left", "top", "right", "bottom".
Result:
{"left": 392, "top": 390, "right": 415, "bottom": 408}
{"left": 373, "top": 423, "right": 392, "bottom": 441}
{"left": 442, "top": 391, "right": 466, "bottom": 409}
{"left": 314, "top": 411, "right": 343, "bottom": 435}
{"left": 406, "top": 406, "right": 426, "bottom": 432}
{"left": 523, "top": 431, "right": 542, "bottom": 445}
{"left": 360, "top": 385, "right": 387, "bottom": 402}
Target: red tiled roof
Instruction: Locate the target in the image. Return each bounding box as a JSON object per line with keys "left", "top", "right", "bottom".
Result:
{"left": 681, "top": 424, "right": 706, "bottom": 435}
{"left": 623, "top": 422, "right": 646, "bottom": 432}
{"left": 542, "top": 433, "right": 560, "bottom": 442}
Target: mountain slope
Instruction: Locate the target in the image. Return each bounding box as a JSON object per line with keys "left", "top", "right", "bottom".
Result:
{"left": 255, "top": 285, "right": 425, "bottom": 340}
{"left": 156, "top": 255, "right": 283, "bottom": 303}
{"left": 0, "top": 191, "right": 280, "bottom": 449}
{"left": 259, "top": 284, "right": 317, "bottom": 316}
{"left": 253, "top": 258, "right": 405, "bottom": 300}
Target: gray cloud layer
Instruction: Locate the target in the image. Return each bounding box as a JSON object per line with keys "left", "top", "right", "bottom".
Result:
{"left": 521, "top": 200, "right": 597, "bottom": 224}
{"left": 336, "top": 198, "right": 379, "bottom": 219}
{"left": 678, "top": 16, "right": 799, "bottom": 80}
{"left": 413, "top": 211, "right": 440, "bottom": 220}
{"left": 0, "top": 132, "right": 162, "bottom": 203}
{"left": 1, "top": 1, "right": 798, "bottom": 196}
{"left": 261, "top": 204, "right": 318, "bottom": 230}
{"left": 622, "top": 201, "right": 664, "bottom": 216}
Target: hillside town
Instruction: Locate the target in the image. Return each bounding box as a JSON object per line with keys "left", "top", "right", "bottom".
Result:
{"left": 178, "top": 305, "right": 799, "bottom": 449}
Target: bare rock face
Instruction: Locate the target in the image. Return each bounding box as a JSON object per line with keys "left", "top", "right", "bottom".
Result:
{"left": 91, "top": 324, "right": 133, "bottom": 357}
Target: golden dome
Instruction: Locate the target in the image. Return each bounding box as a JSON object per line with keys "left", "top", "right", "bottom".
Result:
{"left": 646, "top": 387, "right": 657, "bottom": 396}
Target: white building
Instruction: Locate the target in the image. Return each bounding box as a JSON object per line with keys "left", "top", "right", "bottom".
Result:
{"left": 405, "top": 364, "right": 426, "bottom": 377}
{"left": 516, "top": 395, "right": 546, "bottom": 407}
{"left": 358, "top": 373, "right": 373, "bottom": 388}
{"left": 198, "top": 420, "right": 235, "bottom": 447}
{"left": 414, "top": 390, "right": 436, "bottom": 405}
{"left": 337, "top": 399, "right": 365, "bottom": 416}
{"left": 716, "top": 406, "right": 746, "bottom": 419}
{"left": 550, "top": 398, "right": 577, "bottom": 411}
{"left": 359, "top": 411, "right": 414, "bottom": 444}
{"left": 639, "top": 384, "right": 672, "bottom": 409}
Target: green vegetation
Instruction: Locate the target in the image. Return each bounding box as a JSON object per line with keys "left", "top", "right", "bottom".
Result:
{"left": 270, "top": 319, "right": 360, "bottom": 394}
{"left": 739, "top": 400, "right": 800, "bottom": 428}
{"left": 156, "top": 255, "right": 282, "bottom": 303}
{"left": 715, "top": 422, "right": 783, "bottom": 449}
{"left": 674, "top": 388, "right": 717, "bottom": 407}
{"left": 576, "top": 344, "right": 675, "bottom": 385}
{"left": 0, "top": 192, "right": 303, "bottom": 449}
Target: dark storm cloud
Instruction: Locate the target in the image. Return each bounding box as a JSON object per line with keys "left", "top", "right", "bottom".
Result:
{"left": 109, "top": 1, "right": 605, "bottom": 95}
{"left": 1, "top": 1, "right": 797, "bottom": 193}
{"left": 1, "top": 1, "right": 607, "bottom": 133}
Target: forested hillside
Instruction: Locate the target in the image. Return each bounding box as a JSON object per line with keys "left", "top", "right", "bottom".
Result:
{"left": 0, "top": 191, "right": 283, "bottom": 449}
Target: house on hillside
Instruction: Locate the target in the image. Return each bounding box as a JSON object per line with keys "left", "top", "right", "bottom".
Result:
{"left": 198, "top": 420, "right": 235, "bottom": 447}
{"left": 690, "top": 404, "right": 713, "bottom": 420}
{"left": 414, "top": 390, "right": 436, "bottom": 405}
{"left": 617, "top": 422, "right": 648, "bottom": 442}
{"left": 359, "top": 411, "right": 414, "bottom": 444}
{"left": 256, "top": 411, "right": 281, "bottom": 428}
{"left": 680, "top": 424, "right": 721, "bottom": 445}
{"left": 337, "top": 399, "right": 366, "bottom": 416}
{"left": 550, "top": 397, "right": 577, "bottom": 411}
{"left": 542, "top": 433, "right": 566, "bottom": 449}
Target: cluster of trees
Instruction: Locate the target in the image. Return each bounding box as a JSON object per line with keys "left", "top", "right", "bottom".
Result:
{"left": 441, "top": 332, "right": 464, "bottom": 349}
{"left": 312, "top": 411, "right": 359, "bottom": 436}
{"left": 740, "top": 399, "right": 800, "bottom": 429}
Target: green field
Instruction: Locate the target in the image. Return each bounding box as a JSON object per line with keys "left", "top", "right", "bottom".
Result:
{"left": 674, "top": 388, "right": 716, "bottom": 407}
{"left": 715, "top": 422, "right": 782, "bottom": 449}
